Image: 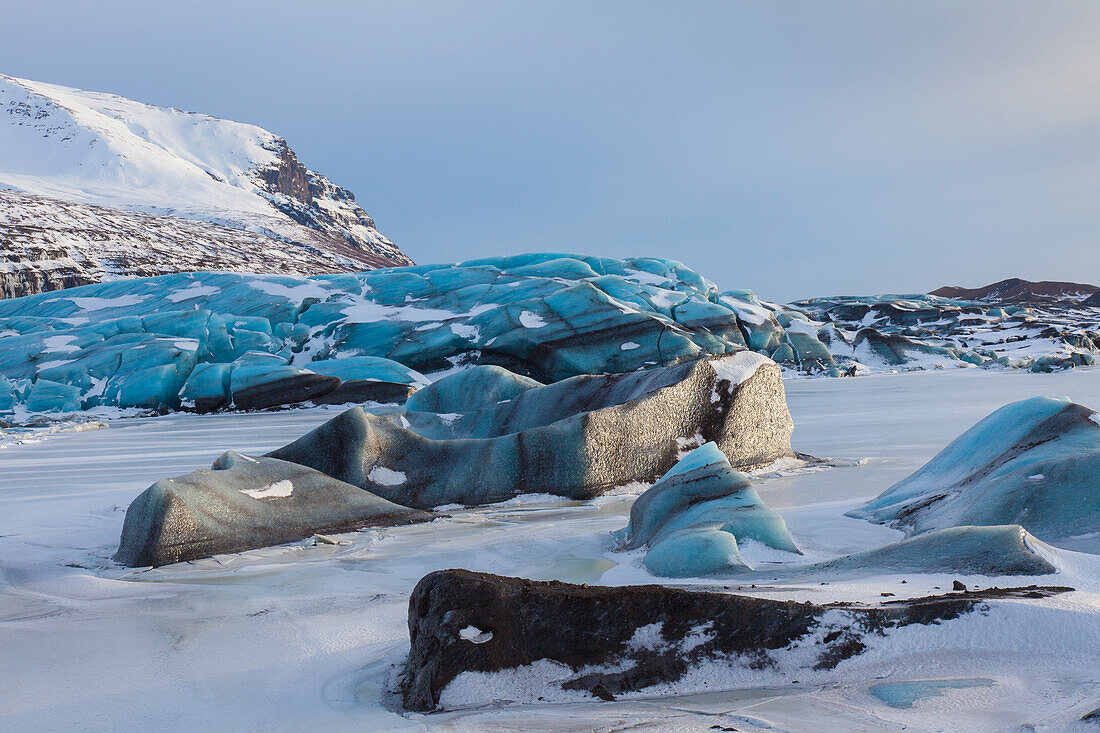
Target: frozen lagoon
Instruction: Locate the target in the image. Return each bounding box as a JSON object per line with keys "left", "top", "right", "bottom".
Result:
{"left": 3, "top": 368, "right": 1100, "bottom": 731}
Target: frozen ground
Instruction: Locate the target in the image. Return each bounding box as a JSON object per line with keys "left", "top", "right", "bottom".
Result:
{"left": 3, "top": 369, "right": 1100, "bottom": 731}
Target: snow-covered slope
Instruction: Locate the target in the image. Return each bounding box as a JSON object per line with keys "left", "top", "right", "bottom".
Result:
{"left": 0, "top": 74, "right": 412, "bottom": 297}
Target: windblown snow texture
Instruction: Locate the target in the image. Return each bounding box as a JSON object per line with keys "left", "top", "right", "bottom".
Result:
{"left": 0, "top": 73, "right": 411, "bottom": 299}
{"left": 850, "top": 396, "right": 1100, "bottom": 552}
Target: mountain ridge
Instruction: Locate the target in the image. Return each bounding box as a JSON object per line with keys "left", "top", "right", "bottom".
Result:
{"left": 930, "top": 277, "right": 1098, "bottom": 306}
{"left": 0, "top": 73, "right": 412, "bottom": 298}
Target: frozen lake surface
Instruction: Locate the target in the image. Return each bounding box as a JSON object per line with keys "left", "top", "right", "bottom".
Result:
{"left": 3, "top": 368, "right": 1100, "bottom": 731}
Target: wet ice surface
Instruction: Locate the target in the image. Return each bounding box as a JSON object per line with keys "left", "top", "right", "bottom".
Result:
{"left": 3, "top": 369, "right": 1100, "bottom": 730}
{"left": 869, "top": 678, "right": 995, "bottom": 709}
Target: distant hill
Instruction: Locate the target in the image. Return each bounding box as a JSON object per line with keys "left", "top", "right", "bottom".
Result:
{"left": 930, "top": 278, "right": 1099, "bottom": 306}
{"left": 0, "top": 73, "right": 412, "bottom": 298}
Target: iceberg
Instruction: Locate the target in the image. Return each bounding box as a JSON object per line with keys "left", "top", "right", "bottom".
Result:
{"left": 401, "top": 569, "right": 1068, "bottom": 711}
{"left": 114, "top": 451, "right": 433, "bottom": 567}
{"left": 612, "top": 442, "right": 800, "bottom": 577}
{"left": 849, "top": 396, "right": 1100, "bottom": 552}
{"left": 267, "top": 353, "right": 794, "bottom": 508}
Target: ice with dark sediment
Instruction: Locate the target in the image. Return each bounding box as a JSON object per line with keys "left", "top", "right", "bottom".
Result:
{"left": 114, "top": 450, "right": 433, "bottom": 567}
{"left": 267, "top": 352, "right": 795, "bottom": 509}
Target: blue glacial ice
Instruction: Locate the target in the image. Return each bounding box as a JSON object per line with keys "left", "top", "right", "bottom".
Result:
{"left": 869, "top": 678, "right": 995, "bottom": 709}
{"left": 849, "top": 396, "right": 1100, "bottom": 552}
{"left": 2, "top": 254, "right": 1094, "bottom": 419}
{"left": 612, "top": 442, "right": 801, "bottom": 577}
{"left": 0, "top": 255, "right": 843, "bottom": 417}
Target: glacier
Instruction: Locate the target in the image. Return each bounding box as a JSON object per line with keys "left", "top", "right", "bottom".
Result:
{"left": 0, "top": 255, "right": 837, "bottom": 419}
{"left": 4, "top": 254, "right": 1098, "bottom": 422}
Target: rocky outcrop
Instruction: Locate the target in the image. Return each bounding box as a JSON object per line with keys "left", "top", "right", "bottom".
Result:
{"left": 0, "top": 190, "right": 408, "bottom": 301}
{"left": 400, "top": 569, "right": 1071, "bottom": 711}
{"left": 114, "top": 451, "right": 433, "bottom": 567}
{"left": 267, "top": 353, "right": 794, "bottom": 508}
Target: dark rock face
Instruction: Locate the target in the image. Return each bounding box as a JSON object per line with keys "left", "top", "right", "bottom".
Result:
{"left": 115, "top": 451, "right": 433, "bottom": 567}
{"left": 257, "top": 140, "right": 313, "bottom": 206}
{"left": 0, "top": 189, "right": 411, "bottom": 301}
{"left": 401, "top": 569, "right": 1071, "bottom": 711}
{"left": 267, "top": 354, "right": 794, "bottom": 508}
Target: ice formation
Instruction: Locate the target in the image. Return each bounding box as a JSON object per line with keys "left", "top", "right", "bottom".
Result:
{"left": 2, "top": 256, "right": 1098, "bottom": 420}
{"left": 267, "top": 353, "right": 793, "bottom": 508}
{"left": 612, "top": 442, "right": 800, "bottom": 576}
{"left": 850, "top": 396, "right": 1100, "bottom": 552}
{"left": 799, "top": 294, "right": 1100, "bottom": 372}
{"left": 114, "top": 450, "right": 433, "bottom": 566}
{"left": 805, "top": 525, "right": 1057, "bottom": 577}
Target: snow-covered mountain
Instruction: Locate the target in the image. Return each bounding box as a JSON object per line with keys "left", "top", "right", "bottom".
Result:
{"left": 0, "top": 74, "right": 412, "bottom": 297}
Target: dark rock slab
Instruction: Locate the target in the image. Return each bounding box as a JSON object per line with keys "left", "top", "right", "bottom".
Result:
{"left": 401, "top": 569, "right": 1071, "bottom": 711}
{"left": 268, "top": 353, "right": 794, "bottom": 508}
{"left": 115, "top": 451, "right": 433, "bottom": 567}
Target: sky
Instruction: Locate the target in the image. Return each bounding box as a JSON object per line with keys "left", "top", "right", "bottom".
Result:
{"left": 1, "top": 1, "right": 1098, "bottom": 302}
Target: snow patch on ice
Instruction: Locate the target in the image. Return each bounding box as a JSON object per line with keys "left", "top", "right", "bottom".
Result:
{"left": 64, "top": 295, "right": 148, "bottom": 311}
{"left": 240, "top": 480, "right": 293, "bottom": 500}
{"left": 166, "top": 282, "right": 221, "bottom": 302}
{"left": 367, "top": 466, "right": 406, "bottom": 486}
{"left": 710, "top": 351, "right": 770, "bottom": 388}
{"left": 519, "top": 311, "right": 547, "bottom": 329}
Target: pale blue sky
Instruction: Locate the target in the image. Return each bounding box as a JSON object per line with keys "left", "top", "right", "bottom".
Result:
{"left": 2, "top": 1, "right": 1098, "bottom": 301}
